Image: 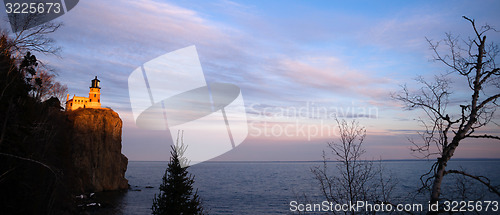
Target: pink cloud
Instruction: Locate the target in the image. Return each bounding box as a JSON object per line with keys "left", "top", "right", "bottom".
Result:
{"left": 276, "top": 56, "right": 394, "bottom": 99}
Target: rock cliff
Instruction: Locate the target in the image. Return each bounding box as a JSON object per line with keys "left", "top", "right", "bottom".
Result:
{"left": 65, "top": 108, "right": 128, "bottom": 193}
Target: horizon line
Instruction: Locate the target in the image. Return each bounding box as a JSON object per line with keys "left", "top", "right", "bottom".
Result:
{"left": 127, "top": 158, "right": 500, "bottom": 163}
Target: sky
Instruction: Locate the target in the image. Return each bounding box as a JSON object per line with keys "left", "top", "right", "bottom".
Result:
{"left": 2, "top": 0, "right": 499, "bottom": 161}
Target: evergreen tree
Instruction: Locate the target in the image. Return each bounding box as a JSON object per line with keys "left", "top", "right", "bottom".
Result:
{"left": 152, "top": 145, "right": 204, "bottom": 215}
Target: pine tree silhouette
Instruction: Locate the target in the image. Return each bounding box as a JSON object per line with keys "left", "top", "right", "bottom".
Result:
{"left": 152, "top": 143, "right": 204, "bottom": 215}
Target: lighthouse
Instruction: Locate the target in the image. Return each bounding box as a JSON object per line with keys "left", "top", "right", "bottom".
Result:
{"left": 65, "top": 76, "right": 102, "bottom": 111}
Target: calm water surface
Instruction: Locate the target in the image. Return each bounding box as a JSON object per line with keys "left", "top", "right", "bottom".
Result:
{"left": 89, "top": 160, "right": 500, "bottom": 214}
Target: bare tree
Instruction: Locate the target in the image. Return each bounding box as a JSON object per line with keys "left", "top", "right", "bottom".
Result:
{"left": 0, "top": 11, "right": 62, "bottom": 99}
{"left": 311, "top": 119, "right": 397, "bottom": 214}
{"left": 393, "top": 16, "right": 500, "bottom": 214}
{"left": 173, "top": 130, "right": 190, "bottom": 168}
{"left": 1, "top": 13, "right": 65, "bottom": 104}
{"left": 5, "top": 13, "right": 62, "bottom": 56}
{"left": 29, "top": 68, "right": 68, "bottom": 102}
{"left": 50, "top": 81, "right": 68, "bottom": 103}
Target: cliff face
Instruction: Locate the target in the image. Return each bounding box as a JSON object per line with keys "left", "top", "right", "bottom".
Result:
{"left": 66, "top": 108, "right": 128, "bottom": 193}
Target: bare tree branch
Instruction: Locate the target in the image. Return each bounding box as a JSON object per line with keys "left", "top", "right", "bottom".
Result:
{"left": 465, "top": 134, "right": 500, "bottom": 140}
{"left": 445, "top": 170, "right": 500, "bottom": 197}
{"left": 4, "top": 13, "right": 62, "bottom": 56}
{"left": 0, "top": 152, "right": 60, "bottom": 178}
{"left": 477, "top": 93, "right": 500, "bottom": 110}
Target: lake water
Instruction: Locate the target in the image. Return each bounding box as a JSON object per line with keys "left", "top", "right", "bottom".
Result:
{"left": 88, "top": 160, "right": 500, "bottom": 214}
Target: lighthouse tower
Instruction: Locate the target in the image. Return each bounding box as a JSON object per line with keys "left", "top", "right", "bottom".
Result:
{"left": 87, "top": 76, "right": 101, "bottom": 108}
